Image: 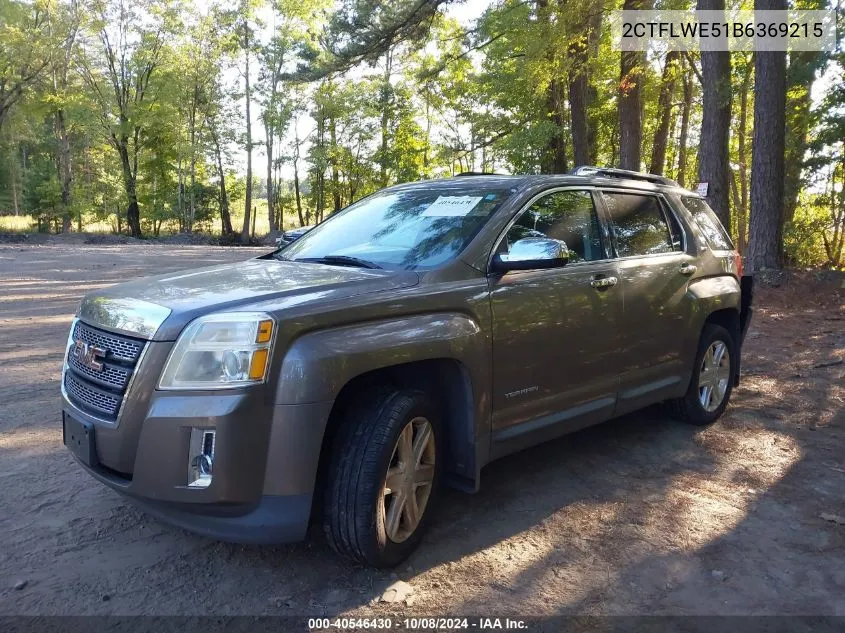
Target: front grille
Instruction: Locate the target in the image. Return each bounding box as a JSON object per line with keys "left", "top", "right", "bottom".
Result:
{"left": 72, "top": 322, "right": 143, "bottom": 363}
{"left": 64, "top": 372, "right": 122, "bottom": 417}
{"left": 68, "top": 349, "right": 132, "bottom": 389}
{"left": 63, "top": 321, "right": 146, "bottom": 422}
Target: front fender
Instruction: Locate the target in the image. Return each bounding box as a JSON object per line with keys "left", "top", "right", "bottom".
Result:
{"left": 274, "top": 312, "right": 490, "bottom": 406}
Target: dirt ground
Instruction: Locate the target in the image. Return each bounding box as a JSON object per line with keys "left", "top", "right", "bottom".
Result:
{"left": 0, "top": 244, "right": 843, "bottom": 617}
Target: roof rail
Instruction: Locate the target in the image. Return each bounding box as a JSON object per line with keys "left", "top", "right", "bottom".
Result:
{"left": 569, "top": 166, "right": 679, "bottom": 187}
{"left": 453, "top": 171, "right": 502, "bottom": 177}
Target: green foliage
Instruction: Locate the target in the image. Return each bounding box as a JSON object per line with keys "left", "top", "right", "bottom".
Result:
{"left": 0, "top": 0, "right": 837, "bottom": 268}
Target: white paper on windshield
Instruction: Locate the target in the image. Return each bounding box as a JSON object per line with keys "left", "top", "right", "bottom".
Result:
{"left": 422, "top": 196, "right": 483, "bottom": 217}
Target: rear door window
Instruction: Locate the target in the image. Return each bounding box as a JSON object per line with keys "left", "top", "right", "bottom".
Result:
{"left": 601, "top": 192, "right": 676, "bottom": 257}
{"left": 680, "top": 196, "right": 733, "bottom": 251}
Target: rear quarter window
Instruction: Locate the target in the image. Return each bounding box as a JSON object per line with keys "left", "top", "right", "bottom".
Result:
{"left": 680, "top": 196, "right": 733, "bottom": 251}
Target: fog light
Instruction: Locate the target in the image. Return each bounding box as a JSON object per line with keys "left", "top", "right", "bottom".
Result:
{"left": 188, "top": 429, "right": 215, "bottom": 488}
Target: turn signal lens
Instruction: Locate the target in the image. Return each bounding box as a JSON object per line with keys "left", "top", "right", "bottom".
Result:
{"left": 256, "top": 319, "right": 273, "bottom": 343}
{"left": 248, "top": 348, "right": 269, "bottom": 380}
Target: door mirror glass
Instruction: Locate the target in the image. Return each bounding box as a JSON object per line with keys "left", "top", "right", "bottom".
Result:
{"left": 493, "top": 237, "right": 569, "bottom": 272}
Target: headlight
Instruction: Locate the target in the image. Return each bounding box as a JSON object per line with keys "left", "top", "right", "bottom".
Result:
{"left": 158, "top": 312, "right": 275, "bottom": 390}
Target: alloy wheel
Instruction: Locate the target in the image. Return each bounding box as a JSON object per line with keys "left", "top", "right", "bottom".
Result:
{"left": 698, "top": 340, "right": 731, "bottom": 412}
{"left": 381, "top": 416, "right": 436, "bottom": 543}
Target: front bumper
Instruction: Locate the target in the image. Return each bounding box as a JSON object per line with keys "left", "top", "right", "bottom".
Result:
{"left": 62, "top": 387, "right": 333, "bottom": 544}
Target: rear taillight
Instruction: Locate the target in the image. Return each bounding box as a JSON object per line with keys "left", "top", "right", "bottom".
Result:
{"left": 733, "top": 252, "right": 744, "bottom": 277}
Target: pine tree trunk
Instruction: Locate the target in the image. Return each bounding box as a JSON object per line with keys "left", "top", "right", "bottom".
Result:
{"left": 118, "top": 141, "right": 142, "bottom": 238}
{"left": 329, "top": 113, "right": 341, "bottom": 210}
{"left": 293, "top": 127, "right": 304, "bottom": 226}
{"left": 56, "top": 109, "right": 73, "bottom": 233}
{"left": 696, "top": 0, "right": 732, "bottom": 232}
{"left": 213, "top": 131, "right": 232, "bottom": 236}
{"left": 748, "top": 0, "right": 787, "bottom": 272}
{"left": 569, "top": 71, "right": 589, "bottom": 167}
{"left": 265, "top": 115, "right": 275, "bottom": 232}
{"left": 735, "top": 54, "right": 752, "bottom": 254}
{"left": 241, "top": 24, "right": 253, "bottom": 244}
{"left": 676, "top": 64, "right": 693, "bottom": 187}
{"left": 618, "top": 51, "right": 643, "bottom": 170}
{"left": 378, "top": 49, "right": 392, "bottom": 187}
{"left": 189, "top": 122, "right": 196, "bottom": 233}
{"left": 649, "top": 51, "right": 680, "bottom": 176}
{"left": 618, "top": 0, "right": 646, "bottom": 170}
{"left": 544, "top": 77, "right": 568, "bottom": 173}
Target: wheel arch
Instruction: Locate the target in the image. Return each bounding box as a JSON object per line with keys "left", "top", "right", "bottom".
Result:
{"left": 702, "top": 307, "right": 742, "bottom": 385}
{"left": 272, "top": 313, "right": 490, "bottom": 523}
{"left": 308, "top": 358, "right": 479, "bottom": 526}
{"left": 687, "top": 275, "right": 742, "bottom": 383}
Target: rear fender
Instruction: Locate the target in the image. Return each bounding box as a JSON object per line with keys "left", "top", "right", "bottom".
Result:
{"left": 687, "top": 274, "right": 743, "bottom": 384}
{"left": 687, "top": 275, "right": 741, "bottom": 333}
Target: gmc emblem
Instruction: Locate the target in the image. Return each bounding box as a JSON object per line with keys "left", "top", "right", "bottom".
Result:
{"left": 74, "top": 340, "right": 106, "bottom": 372}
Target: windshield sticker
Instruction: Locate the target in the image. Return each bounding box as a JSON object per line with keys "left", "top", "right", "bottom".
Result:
{"left": 422, "top": 196, "right": 484, "bottom": 217}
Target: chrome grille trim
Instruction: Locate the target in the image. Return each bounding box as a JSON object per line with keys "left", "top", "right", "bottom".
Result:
{"left": 67, "top": 350, "right": 131, "bottom": 389}
{"left": 73, "top": 321, "right": 143, "bottom": 363}
{"left": 64, "top": 372, "right": 121, "bottom": 417}
{"left": 62, "top": 319, "right": 148, "bottom": 425}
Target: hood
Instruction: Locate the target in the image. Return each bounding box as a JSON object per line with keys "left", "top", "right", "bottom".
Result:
{"left": 78, "top": 258, "right": 419, "bottom": 341}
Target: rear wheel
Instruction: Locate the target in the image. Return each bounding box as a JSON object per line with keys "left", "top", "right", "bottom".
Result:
{"left": 323, "top": 388, "right": 441, "bottom": 567}
{"left": 671, "top": 324, "right": 735, "bottom": 426}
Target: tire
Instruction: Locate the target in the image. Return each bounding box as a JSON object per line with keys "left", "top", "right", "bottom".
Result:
{"left": 323, "top": 388, "right": 442, "bottom": 567}
{"left": 670, "top": 324, "right": 736, "bottom": 426}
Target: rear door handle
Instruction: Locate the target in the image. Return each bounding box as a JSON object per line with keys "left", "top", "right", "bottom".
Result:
{"left": 679, "top": 263, "right": 697, "bottom": 275}
{"left": 590, "top": 275, "right": 618, "bottom": 290}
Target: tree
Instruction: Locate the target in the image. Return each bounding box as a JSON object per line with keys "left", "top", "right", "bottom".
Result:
{"left": 695, "top": 0, "right": 732, "bottom": 233}
{"left": 782, "top": 50, "right": 826, "bottom": 226}
{"left": 239, "top": 8, "right": 255, "bottom": 243}
{"left": 294, "top": 0, "right": 450, "bottom": 79}
{"left": 747, "top": 0, "right": 788, "bottom": 272}
{"left": 674, "top": 57, "right": 693, "bottom": 187}
{"left": 45, "top": 0, "right": 81, "bottom": 233}
{"left": 618, "top": 0, "right": 647, "bottom": 170}
{"left": 801, "top": 54, "right": 845, "bottom": 268}
{"left": 80, "top": 0, "right": 177, "bottom": 238}
{"left": 567, "top": 2, "right": 602, "bottom": 167}
{"left": 730, "top": 53, "right": 753, "bottom": 253}
{"left": 649, "top": 50, "right": 680, "bottom": 176}
{"left": 0, "top": 0, "right": 53, "bottom": 133}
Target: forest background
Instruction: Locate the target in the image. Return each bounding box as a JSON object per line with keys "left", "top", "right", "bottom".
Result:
{"left": 0, "top": 0, "right": 842, "bottom": 271}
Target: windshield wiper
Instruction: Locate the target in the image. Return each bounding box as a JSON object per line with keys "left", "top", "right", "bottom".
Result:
{"left": 295, "top": 255, "right": 382, "bottom": 269}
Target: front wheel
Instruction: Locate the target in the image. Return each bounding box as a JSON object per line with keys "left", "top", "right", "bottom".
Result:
{"left": 323, "top": 388, "right": 441, "bottom": 567}
{"left": 670, "top": 324, "right": 736, "bottom": 426}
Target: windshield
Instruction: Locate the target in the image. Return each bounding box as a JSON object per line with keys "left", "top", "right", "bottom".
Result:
{"left": 280, "top": 183, "right": 515, "bottom": 270}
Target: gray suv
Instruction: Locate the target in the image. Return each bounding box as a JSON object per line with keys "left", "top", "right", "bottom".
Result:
{"left": 61, "top": 168, "right": 753, "bottom": 567}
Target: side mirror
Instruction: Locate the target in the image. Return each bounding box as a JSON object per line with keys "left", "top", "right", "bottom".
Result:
{"left": 492, "top": 237, "right": 569, "bottom": 272}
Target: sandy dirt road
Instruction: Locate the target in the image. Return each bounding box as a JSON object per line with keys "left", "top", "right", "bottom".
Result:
{"left": 0, "top": 244, "right": 843, "bottom": 617}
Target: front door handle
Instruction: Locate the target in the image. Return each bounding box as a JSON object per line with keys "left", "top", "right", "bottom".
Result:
{"left": 679, "top": 262, "right": 697, "bottom": 275}
{"left": 590, "top": 275, "right": 618, "bottom": 290}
